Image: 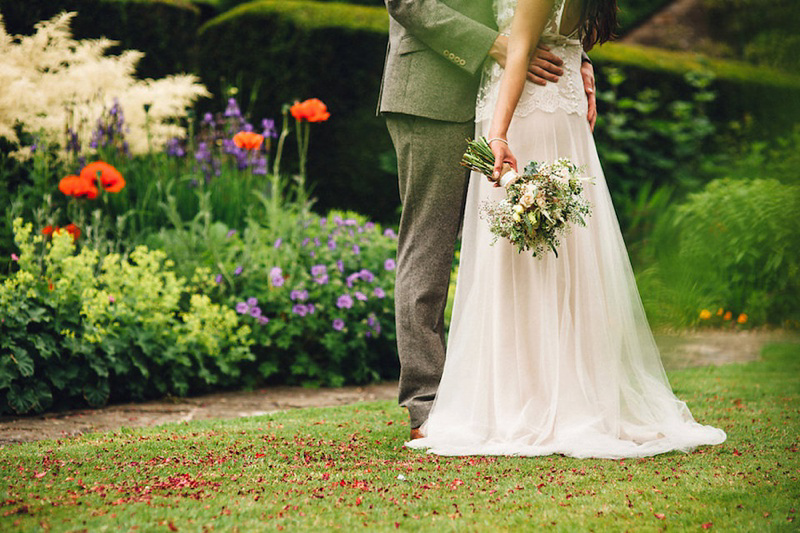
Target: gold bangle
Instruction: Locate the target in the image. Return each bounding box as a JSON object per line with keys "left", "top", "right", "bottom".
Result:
{"left": 487, "top": 137, "right": 509, "bottom": 146}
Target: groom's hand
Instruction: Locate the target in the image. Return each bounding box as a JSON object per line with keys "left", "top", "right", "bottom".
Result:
{"left": 580, "top": 60, "right": 597, "bottom": 131}
{"left": 489, "top": 35, "right": 564, "bottom": 85}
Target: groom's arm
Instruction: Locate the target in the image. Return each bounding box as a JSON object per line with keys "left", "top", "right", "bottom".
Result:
{"left": 386, "top": 0, "right": 499, "bottom": 76}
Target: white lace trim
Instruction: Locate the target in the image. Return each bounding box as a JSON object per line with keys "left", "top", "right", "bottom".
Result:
{"left": 475, "top": 0, "right": 588, "bottom": 122}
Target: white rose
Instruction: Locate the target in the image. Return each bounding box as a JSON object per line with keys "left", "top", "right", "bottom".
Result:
{"left": 519, "top": 192, "right": 535, "bottom": 209}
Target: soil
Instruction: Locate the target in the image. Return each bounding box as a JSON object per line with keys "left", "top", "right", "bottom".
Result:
{"left": 620, "top": 0, "right": 731, "bottom": 57}
{"left": 1, "top": 329, "right": 796, "bottom": 445}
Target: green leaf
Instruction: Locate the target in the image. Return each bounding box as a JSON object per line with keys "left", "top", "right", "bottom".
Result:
{"left": 83, "top": 379, "right": 110, "bottom": 407}
{"left": 10, "top": 348, "right": 35, "bottom": 377}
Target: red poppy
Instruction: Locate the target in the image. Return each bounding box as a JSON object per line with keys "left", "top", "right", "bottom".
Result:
{"left": 80, "top": 161, "right": 125, "bottom": 193}
{"left": 65, "top": 223, "right": 81, "bottom": 241}
{"left": 233, "top": 131, "right": 264, "bottom": 151}
{"left": 289, "top": 98, "right": 331, "bottom": 123}
{"left": 42, "top": 225, "right": 57, "bottom": 236}
{"left": 58, "top": 175, "right": 99, "bottom": 199}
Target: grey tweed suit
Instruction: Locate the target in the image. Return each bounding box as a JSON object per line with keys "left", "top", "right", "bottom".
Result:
{"left": 379, "top": 0, "right": 499, "bottom": 429}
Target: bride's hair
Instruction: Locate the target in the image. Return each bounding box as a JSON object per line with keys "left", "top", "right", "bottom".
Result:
{"left": 581, "top": 0, "right": 618, "bottom": 50}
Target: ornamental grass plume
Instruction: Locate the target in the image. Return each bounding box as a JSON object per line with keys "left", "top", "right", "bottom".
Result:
{"left": 0, "top": 12, "right": 209, "bottom": 159}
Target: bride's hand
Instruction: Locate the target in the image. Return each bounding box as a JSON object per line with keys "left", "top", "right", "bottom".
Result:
{"left": 489, "top": 138, "right": 517, "bottom": 188}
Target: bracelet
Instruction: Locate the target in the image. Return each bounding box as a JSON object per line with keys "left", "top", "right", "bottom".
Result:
{"left": 487, "top": 137, "right": 508, "bottom": 146}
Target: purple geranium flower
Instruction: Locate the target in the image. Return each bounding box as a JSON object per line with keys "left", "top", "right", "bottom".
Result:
{"left": 355, "top": 291, "right": 368, "bottom": 302}
{"left": 249, "top": 306, "right": 262, "bottom": 318}
{"left": 226, "top": 229, "right": 237, "bottom": 238}
{"left": 365, "top": 222, "right": 375, "bottom": 231}
{"left": 270, "top": 266, "right": 284, "bottom": 287}
{"left": 307, "top": 304, "right": 316, "bottom": 314}
{"left": 290, "top": 289, "right": 309, "bottom": 301}
{"left": 358, "top": 269, "right": 375, "bottom": 283}
{"left": 315, "top": 274, "right": 329, "bottom": 285}
{"left": 246, "top": 297, "right": 258, "bottom": 307}
{"left": 320, "top": 218, "right": 327, "bottom": 227}
{"left": 384, "top": 258, "right": 396, "bottom": 271}
{"left": 235, "top": 302, "right": 249, "bottom": 314}
{"left": 384, "top": 228, "right": 397, "bottom": 238}
{"left": 311, "top": 265, "right": 327, "bottom": 278}
{"left": 332, "top": 318, "right": 345, "bottom": 331}
{"left": 292, "top": 304, "right": 309, "bottom": 317}
{"left": 215, "top": 274, "right": 223, "bottom": 284}
{"left": 373, "top": 287, "right": 386, "bottom": 299}
{"left": 274, "top": 238, "right": 282, "bottom": 249}
{"left": 346, "top": 273, "right": 360, "bottom": 288}
{"left": 301, "top": 237, "right": 310, "bottom": 247}
{"left": 337, "top": 260, "right": 344, "bottom": 273}
{"left": 352, "top": 245, "right": 361, "bottom": 255}
{"left": 328, "top": 239, "right": 336, "bottom": 251}
{"left": 234, "top": 265, "right": 243, "bottom": 276}
{"left": 258, "top": 315, "right": 269, "bottom": 325}
{"left": 337, "top": 294, "right": 354, "bottom": 309}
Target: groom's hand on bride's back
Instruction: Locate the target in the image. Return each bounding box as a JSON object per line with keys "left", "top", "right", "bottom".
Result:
{"left": 489, "top": 35, "right": 564, "bottom": 85}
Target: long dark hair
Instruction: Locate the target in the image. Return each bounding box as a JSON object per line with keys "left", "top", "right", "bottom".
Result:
{"left": 581, "top": 0, "right": 618, "bottom": 50}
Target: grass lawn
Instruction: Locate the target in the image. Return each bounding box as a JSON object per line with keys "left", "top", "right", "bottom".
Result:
{"left": 1, "top": 343, "right": 798, "bottom": 532}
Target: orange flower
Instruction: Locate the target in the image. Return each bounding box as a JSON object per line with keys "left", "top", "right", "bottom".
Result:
{"left": 716, "top": 308, "right": 724, "bottom": 316}
{"left": 58, "top": 175, "right": 99, "bottom": 199}
{"left": 80, "top": 161, "right": 125, "bottom": 193}
{"left": 65, "top": 223, "right": 81, "bottom": 241}
{"left": 699, "top": 309, "right": 712, "bottom": 320}
{"left": 723, "top": 311, "right": 732, "bottom": 321}
{"left": 737, "top": 313, "right": 748, "bottom": 324}
{"left": 290, "top": 98, "right": 331, "bottom": 123}
{"left": 233, "top": 131, "right": 264, "bottom": 151}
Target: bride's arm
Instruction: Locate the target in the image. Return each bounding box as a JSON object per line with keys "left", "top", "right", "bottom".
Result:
{"left": 487, "top": 0, "right": 555, "bottom": 180}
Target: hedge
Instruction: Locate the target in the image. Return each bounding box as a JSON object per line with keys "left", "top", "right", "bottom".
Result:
{"left": 589, "top": 42, "right": 800, "bottom": 134}
{"left": 198, "top": 0, "right": 397, "bottom": 221}
{"left": 0, "top": 0, "right": 202, "bottom": 78}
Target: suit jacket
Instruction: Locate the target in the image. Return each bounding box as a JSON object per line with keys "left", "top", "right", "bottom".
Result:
{"left": 378, "top": 0, "right": 499, "bottom": 123}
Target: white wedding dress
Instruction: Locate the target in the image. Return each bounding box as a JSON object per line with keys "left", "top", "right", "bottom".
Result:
{"left": 406, "top": 0, "right": 726, "bottom": 458}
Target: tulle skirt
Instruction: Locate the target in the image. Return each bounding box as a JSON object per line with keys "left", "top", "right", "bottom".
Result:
{"left": 406, "top": 111, "right": 726, "bottom": 458}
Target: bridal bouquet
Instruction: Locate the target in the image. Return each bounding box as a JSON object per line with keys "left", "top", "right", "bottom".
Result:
{"left": 461, "top": 137, "right": 592, "bottom": 258}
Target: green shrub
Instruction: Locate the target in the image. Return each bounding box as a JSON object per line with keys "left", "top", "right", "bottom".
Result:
{"left": 590, "top": 42, "right": 800, "bottom": 137}
{"left": 197, "top": 0, "right": 396, "bottom": 222}
{"left": 148, "top": 190, "right": 400, "bottom": 387}
{"left": 0, "top": 219, "right": 253, "bottom": 415}
{"left": 641, "top": 178, "right": 800, "bottom": 328}
{"left": 703, "top": 0, "right": 800, "bottom": 74}
{"left": 616, "top": 0, "right": 672, "bottom": 34}
{"left": 0, "top": 0, "right": 201, "bottom": 78}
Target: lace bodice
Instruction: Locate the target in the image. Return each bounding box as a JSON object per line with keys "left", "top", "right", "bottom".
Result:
{"left": 475, "top": 0, "right": 588, "bottom": 122}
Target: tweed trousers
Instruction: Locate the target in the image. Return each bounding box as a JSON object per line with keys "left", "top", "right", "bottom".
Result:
{"left": 385, "top": 112, "right": 474, "bottom": 429}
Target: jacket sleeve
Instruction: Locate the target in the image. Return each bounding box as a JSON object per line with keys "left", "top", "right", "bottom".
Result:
{"left": 386, "top": 0, "right": 499, "bottom": 76}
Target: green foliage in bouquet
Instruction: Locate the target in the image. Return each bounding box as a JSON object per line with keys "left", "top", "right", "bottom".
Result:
{"left": 640, "top": 178, "right": 800, "bottom": 328}
{"left": 0, "top": 219, "right": 252, "bottom": 415}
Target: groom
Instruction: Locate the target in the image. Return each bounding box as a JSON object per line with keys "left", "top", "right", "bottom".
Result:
{"left": 379, "top": 0, "right": 597, "bottom": 440}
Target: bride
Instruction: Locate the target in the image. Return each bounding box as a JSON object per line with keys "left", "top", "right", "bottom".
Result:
{"left": 406, "top": 0, "right": 727, "bottom": 458}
